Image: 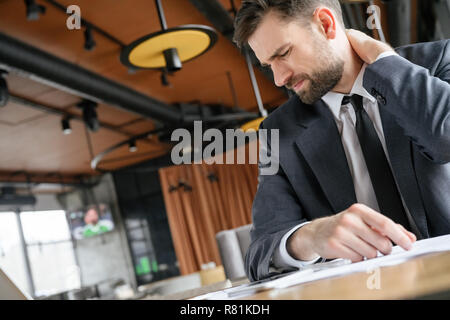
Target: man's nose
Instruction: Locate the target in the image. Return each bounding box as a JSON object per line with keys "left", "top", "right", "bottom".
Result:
{"left": 272, "top": 64, "right": 292, "bottom": 87}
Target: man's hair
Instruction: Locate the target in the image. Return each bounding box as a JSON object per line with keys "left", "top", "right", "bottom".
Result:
{"left": 233, "top": 0, "right": 344, "bottom": 48}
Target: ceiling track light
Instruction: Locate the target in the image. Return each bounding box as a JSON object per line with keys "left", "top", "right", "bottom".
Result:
{"left": 84, "top": 26, "right": 96, "bottom": 51}
{"left": 61, "top": 117, "right": 72, "bottom": 135}
{"left": 24, "top": 0, "right": 46, "bottom": 21}
{"left": 77, "top": 99, "right": 99, "bottom": 132}
{"left": 128, "top": 140, "right": 137, "bottom": 153}
{"left": 0, "top": 70, "right": 9, "bottom": 108}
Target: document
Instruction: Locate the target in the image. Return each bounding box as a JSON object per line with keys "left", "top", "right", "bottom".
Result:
{"left": 192, "top": 234, "right": 450, "bottom": 300}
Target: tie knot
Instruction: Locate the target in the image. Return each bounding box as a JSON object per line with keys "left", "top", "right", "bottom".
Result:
{"left": 341, "top": 95, "right": 352, "bottom": 106}
{"left": 342, "top": 94, "right": 363, "bottom": 112}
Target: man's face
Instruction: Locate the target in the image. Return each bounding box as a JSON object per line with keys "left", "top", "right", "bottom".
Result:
{"left": 248, "top": 11, "right": 344, "bottom": 104}
{"left": 84, "top": 208, "right": 99, "bottom": 225}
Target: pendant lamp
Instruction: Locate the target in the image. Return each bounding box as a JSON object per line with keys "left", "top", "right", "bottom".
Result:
{"left": 120, "top": 0, "right": 217, "bottom": 72}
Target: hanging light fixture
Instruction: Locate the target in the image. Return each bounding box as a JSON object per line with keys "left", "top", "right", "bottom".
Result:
{"left": 77, "top": 99, "right": 99, "bottom": 132}
{"left": 160, "top": 69, "right": 172, "bottom": 87}
{"left": 240, "top": 47, "right": 268, "bottom": 132}
{"left": 0, "top": 70, "right": 9, "bottom": 108}
{"left": 84, "top": 26, "right": 96, "bottom": 51}
{"left": 224, "top": 0, "right": 267, "bottom": 132}
{"left": 24, "top": 0, "right": 46, "bottom": 21}
{"left": 120, "top": 0, "right": 217, "bottom": 74}
{"left": 61, "top": 117, "right": 72, "bottom": 135}
{"left": 128, "top": 140, "right": 137, "bottom": 153}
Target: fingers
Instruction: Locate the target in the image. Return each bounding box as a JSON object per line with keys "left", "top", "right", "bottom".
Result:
{"left": 353, "top": 219, "right": 393, "bottom": 255}
{"left": 330, "top": 241, "right": 364, "bottom": 262}
{"left": 397, "top": 223, "right": 417, "bottom": 243}
{"left": 345, "top": 28, "right": 370, "bottom": 43}
{"left": 317, "top": 205, "right": 416, "bottom": 263}
{"left": 345, "top": 28, "right": 359, "bottom": 45}
{"left": 351, "top": 204, "right": 413, "bottom": 250}
{"left": 341, "top": 231, "right": 379, "bottom": 259}
{"left": 345, "top": 28, "right": 362, "bottom": 36}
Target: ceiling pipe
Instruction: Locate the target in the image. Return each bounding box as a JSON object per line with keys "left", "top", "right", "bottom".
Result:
{"left": 0, "top": 32, "right": 183, "bottom": 124}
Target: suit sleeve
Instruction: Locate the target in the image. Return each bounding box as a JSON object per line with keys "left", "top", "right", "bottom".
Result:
{"left": 245, "top": 121, "right": 308, "bottom": 281}
{"left": 363, "top": 40, "right": 450, "bottom": 164}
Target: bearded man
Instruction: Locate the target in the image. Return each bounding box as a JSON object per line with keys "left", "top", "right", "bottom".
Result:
{"left": 233, "top": 0, "right": 450, "bottom": 281}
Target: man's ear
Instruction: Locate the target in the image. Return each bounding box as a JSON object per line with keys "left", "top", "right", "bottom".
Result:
{"left": 313, "top": 7, "right": 337, "bottom": 40}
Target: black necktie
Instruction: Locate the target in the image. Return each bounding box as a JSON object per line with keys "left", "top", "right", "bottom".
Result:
{"left": 342, "top": 95, "right": 410, "bottom": 228}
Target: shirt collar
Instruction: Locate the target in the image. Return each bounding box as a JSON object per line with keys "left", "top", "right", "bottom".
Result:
{"left": 321, "top": 63, "right": 376, "bottom": 121}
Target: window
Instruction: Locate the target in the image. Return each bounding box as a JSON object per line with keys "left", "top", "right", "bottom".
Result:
{"left": 20, "top": 210, "right": 80, "bottom": 297}
{"left": 21, "top": 210, "right": 72, "bottom": 243}
{"left": 0, "top": 211, "right": 30, "bottom": 295}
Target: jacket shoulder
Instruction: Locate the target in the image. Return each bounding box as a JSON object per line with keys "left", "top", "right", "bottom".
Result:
{"left": 395, "top": 39, "right": 450, "bottom": 72}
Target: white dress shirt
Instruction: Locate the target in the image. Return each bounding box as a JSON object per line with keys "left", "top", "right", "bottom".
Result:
{"left": 273, "top": 52, "right": 421, "bottom": 269}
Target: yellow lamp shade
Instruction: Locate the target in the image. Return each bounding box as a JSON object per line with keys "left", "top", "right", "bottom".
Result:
{"left": 121, "top": 25, "right": 217, "bottom": 69}
{"left": 240, "top": 116, "right": 266, "bottom": 132}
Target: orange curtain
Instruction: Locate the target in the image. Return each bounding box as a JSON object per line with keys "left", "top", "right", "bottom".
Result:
{"left": 159, "top": 141, "right": 259, "bottom": 275}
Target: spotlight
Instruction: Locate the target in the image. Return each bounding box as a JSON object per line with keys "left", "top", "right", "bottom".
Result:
{"left": 0, "top": 71, "right": 9, "bottom": 108}
{"left": 24, "top": 0, "right": 46, "bottom": 21}
{"left": 84, "top": 26, "right": 96, "bottom": 51}
{"left": 77, "top": 100, "right": 99, "bottom": 132}
{"left": 161, "top": 70, "right": 171, "bottom": 87}
{"left": 128, "top": 140, "right": 137, "bottom": 153}
{"left": 61, "top": 118, "right": 72, "bottom": 135}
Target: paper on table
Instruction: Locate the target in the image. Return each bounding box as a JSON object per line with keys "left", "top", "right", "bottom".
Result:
{"left": 192, "top": 234, "right": 450, "bottom": 300}
{"left": 191, "top": 269, "right": 315, "bottom": 300}
{"left": 272, "top": 234, "right": 450, "bottom": 289}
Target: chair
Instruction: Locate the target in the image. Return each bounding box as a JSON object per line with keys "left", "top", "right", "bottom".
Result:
{"left": 215, "top": 224, "right": 252, "bottom": 281}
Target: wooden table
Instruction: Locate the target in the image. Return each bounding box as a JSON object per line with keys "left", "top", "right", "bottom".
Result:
{"left": 243, "top": 251, "right": 450, "bottom": 300}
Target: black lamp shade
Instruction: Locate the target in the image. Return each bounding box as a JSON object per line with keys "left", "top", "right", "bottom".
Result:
{"left": 163, "top": 48, "right": 182, "bottom": 72}
{"left": 0, "top": 77, "right": 9, "bottom": 107}
{"left": 61, "top": 118, "right": 72, "bottom": 134}
{"left": 25, "top": 0, "right": 46, "bottom": 21}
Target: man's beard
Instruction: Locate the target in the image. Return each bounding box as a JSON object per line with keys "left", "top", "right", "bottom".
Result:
{"left": 287, "top": 41, "right": 344, "bottom": 105}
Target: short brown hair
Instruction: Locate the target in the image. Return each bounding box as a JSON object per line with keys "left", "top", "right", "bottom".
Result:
{"left": 233, "top": 0, "right": 344, "bottom": 48}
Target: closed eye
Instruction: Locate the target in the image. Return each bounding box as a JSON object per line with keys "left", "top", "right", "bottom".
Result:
{"left": 260, "top": 46, "right": 291, "bottom": 68}
{"left": 279, "top": 48, "right": 290, "bottom": 58}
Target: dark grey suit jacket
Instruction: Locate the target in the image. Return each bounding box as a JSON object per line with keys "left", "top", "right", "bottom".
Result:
{"left": 246, "top": 40, "right": 450, "bottom": 282}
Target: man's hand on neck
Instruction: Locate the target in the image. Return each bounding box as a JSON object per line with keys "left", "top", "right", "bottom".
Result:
{"left": 346, "top": 28, "right": 397, "bottom": 64}
{"left": 331, "top": 28, "right": 396, "bottom": 94}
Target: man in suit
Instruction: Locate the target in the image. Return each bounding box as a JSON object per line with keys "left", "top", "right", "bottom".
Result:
{"left": 233, "top": 0, "right": 450, "bottom": 281}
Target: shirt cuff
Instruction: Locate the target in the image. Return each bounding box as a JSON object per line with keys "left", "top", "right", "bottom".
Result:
{"left": 273, "top": 222, "right": 322, "bottom": 269}
{"left": 375, "top": 51, "right": 398, "bottom": 62}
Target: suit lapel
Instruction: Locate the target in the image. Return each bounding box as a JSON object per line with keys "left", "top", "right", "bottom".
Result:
{"left": 294, "top": 99, "right": 357, "bottom": 213}
{"left": 379, "top": 108, "right": 429, "bottom": 238}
